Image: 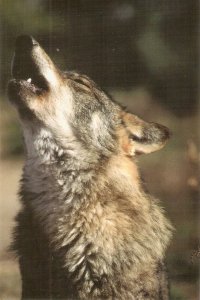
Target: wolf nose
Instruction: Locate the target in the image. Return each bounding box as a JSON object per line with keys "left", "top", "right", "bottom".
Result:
{"left": 15, "top": 35, "right": 39, "bottom": 52}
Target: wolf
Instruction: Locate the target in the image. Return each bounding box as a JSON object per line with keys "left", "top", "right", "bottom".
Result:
{"left": 8, "top": 35, "right": 173, "bottom": 300}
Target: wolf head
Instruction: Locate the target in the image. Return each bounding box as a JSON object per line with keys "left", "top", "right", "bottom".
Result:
{"left": 8, "top": 35, "right": 170, "bottom": 162}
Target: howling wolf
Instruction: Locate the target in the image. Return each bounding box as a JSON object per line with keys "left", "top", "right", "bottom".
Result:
{"left": 8, "top": 35, "right": 172, "bottom": 299}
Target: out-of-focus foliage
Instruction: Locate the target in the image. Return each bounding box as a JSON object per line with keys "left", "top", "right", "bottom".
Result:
{"left": 1, "top": 0, "right": 198, "bottom": 115}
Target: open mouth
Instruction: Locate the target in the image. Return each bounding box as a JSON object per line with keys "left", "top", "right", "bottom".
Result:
{"left": 9, "top": 35, "right": 49, "bottom": 98}
{"left": 11, "top": 73, "right": 48, "bottom": 95}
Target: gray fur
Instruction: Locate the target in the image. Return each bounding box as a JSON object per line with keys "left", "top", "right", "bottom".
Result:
{"left": 8, "top": 35, "right": 172, "bottom": 299}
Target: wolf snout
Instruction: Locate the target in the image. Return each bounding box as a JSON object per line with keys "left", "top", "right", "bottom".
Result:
{"left": 12, "top": 35, "right": 42, "bottom": 80}
{"left": 15, "top": 35, "right": 39, "bottom": 52}
{"left": 10, "top": 35, "right": 61, "bottom": 97}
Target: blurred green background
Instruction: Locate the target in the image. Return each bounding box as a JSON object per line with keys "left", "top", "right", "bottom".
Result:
{"left": 0, "top": 1, "right": 199, "bottom": 299}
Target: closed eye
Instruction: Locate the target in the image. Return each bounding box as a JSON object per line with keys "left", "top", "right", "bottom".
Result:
{"left": 73, "top": 78, "right": 87, "bottom": 86}
{"left": 67, "top": 71, "right": 103, "bottom": 102}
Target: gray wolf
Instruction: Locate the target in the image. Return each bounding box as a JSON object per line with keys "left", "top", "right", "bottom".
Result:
{"left": 8, "top": 35, "right": 173, "bottom": 299}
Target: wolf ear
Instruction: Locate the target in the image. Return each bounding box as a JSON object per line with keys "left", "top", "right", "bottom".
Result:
{"left": 120, "top": 112, "right": 170, "bottom": 156}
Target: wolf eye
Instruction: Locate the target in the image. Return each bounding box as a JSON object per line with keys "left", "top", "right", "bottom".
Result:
{"left": 73, "top": 78, "right": 92, "bottom": 92}
{"left": 74, "top": 78, "right": 85, "bottom": 86}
